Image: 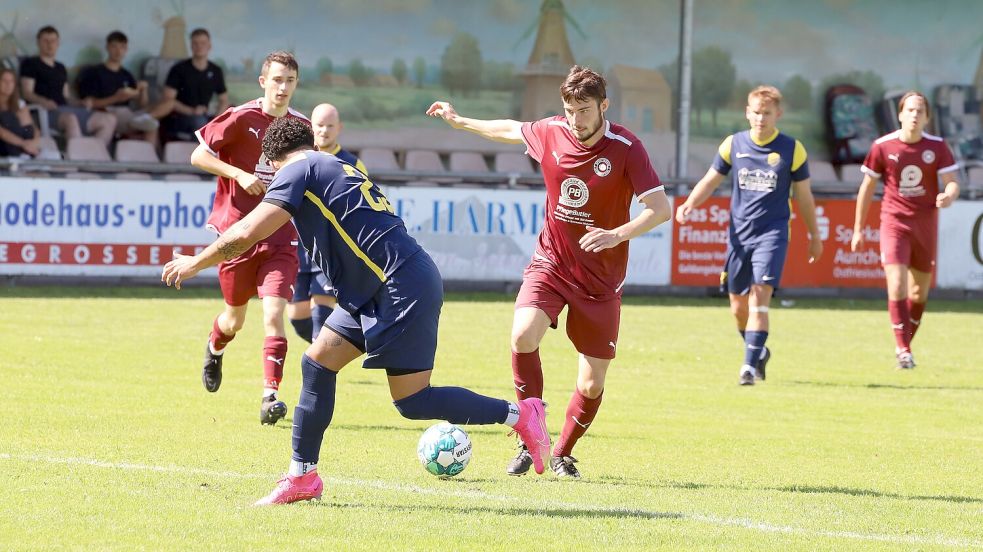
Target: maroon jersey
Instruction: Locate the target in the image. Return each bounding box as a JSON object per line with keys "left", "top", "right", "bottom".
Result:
{"left": 520, "top": 117, "right": 662, "bottom": 297}
{"left": 196, "top": 98, "right": 310, "bottom": 245}
{"left": 861, "top": 131, "right": 957, "bottom": 221}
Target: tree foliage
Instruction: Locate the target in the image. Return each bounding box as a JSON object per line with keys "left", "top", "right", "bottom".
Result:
{"left": 440, "top": 32, "right": 482, "bottom": 96}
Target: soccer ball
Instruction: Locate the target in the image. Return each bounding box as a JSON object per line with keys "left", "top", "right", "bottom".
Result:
{"left": 417, "top": 423, "right": 472, "bottom": 478}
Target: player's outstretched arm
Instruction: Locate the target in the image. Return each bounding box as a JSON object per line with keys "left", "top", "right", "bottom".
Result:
{"left": 580, "top": 190, "right": 671, "bottom": 253}
{"left": 674, "top": 168, "right": 726, "bottom": 224}
{"left": 936, "top": 172, "right": 960, "bottom": 208}
{"left": 162, "top": 202, "right": 292, "bottom": 289}
{"left": 190, "top": 143, "right": 266, "bottom": 195}
{"left": 851, "top": 174, "right": 878, "bottom": 252}
{"left": 792, "top": 178, "right": 823, "bottom": 263}
{"left": 426, "top": 101, "right": 524, "bottom": 144}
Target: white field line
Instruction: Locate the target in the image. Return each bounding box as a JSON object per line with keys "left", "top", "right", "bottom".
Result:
{"left": 2, "top": 452, "right": 980, "bottom": 549}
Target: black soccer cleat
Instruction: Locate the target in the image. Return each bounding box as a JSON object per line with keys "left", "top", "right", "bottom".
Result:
{"left": 550, "top": 455, "right": 581, "bottom": 479}
{"left": 260, "top": 395, "right": 288, "bottom": 425}
{"left": 506, "top": 442, "right": 533, "bottom": 476}
{"left": 756, "top": 346, "right": 770, "bottom": 381}
{"left": 202, "top": 342, "right": 224, "bottom": 393}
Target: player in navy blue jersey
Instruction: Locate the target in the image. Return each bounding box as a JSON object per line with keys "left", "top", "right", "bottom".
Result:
{"left": 287, "top": 103, "right": 367, "bottom": 343}
{"left": 675, "top": 86, "right": 823, "bottom": 385}
{"left": 163, "top": 117, "right": 551, "bottom": 505}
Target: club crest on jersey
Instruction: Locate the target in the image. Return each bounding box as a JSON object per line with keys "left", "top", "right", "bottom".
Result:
{"left": 921, "top": 149, "right": 935, "bottom": 164}
{"left": 767, "top": 152, "right": 781, "bottom": 167}
{"left": 593, "top": 157, "right": 612, "bottom": 176}
{"left": 559, "top": 177, "right": 589, "bottom": 208}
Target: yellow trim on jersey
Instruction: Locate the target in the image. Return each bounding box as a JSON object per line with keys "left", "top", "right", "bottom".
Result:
{"left": 355, "top": 159, "right": 368, "bottom": 176}
{"left": 792, "top": 140, "right": 808, "bottom": 172}
{"left": 326, "top": 143, "right": 342, "bottom": 155}
{"left": 718, "top": 135, "right": 734, "bottom": 165}
{"left": 303, "top": 190, "right": 387, "bottom": 282}
{"left": 750, "top": 128, "right": 779, "bottom": 146}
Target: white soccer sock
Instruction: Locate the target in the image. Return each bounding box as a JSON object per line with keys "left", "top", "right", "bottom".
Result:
{"left": 208, "top": 343, "right": 225, "bottom": 356}
{"left": 288, "top": 460, "right": 317, "bottom": 476}
{"left": 503, "top": 401, "right": 521, "bottom": 427}
{"left": 263, "top": 388, "right": 278, "bottom": 398}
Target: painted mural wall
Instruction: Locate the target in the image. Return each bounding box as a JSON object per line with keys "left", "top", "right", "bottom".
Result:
{"left": 2, "top": 0, "right": 981, "bottom": 157}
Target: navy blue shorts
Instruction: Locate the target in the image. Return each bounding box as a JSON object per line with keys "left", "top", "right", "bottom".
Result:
{"left": 722, "top": 238, "right": 788, "bottom": 295}
{"left": 324, "top": 252, "right": 442, "bottom": 372}
{"left": 291, "top": 247, "right": 336, "bottom": 303}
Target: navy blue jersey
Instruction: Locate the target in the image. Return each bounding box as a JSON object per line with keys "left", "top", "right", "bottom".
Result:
{"left": 297, "top": 145, "right": 366, "bottom": 274}
{"left": 712, "top": 130, "right": 809, "bottom": 245}
{"left": 264, "top": 151, "right": 421, "bottom": 313}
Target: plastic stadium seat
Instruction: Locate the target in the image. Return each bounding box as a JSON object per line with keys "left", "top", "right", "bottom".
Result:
{"left": 163, "top": 141, "right": 198, "bottom": 164}
{"left": 810, "top": 160, "right": 838, "bottom": 183}
{"left": 494, "top": 152, "right": 534, "bottom": 174}
{"left": 115, "top": 139, "right": 160, "bottom": 163}
{"left": 38, "top": 136, "right": 61, "bottom": 160}
{"left": 405, "top": 150, "right": 445, "bottom": 172}
{"left": 357, "top": 147, "right": 400, "bottom": 171}
{"left": 115, "top": 172, "right": 153, "bottom": 180}
{"left": 66, "top": 137, "right": 111, "bottom": 162}
{"left": 449, "top": 151, "right": 489, "bottom": 172}
{"left": 838, "top": 163, "right": 864, "bottom": 182}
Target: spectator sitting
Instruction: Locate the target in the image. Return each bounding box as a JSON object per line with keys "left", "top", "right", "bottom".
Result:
{"left": 0, "top": 67, "right": 41, "bottom": 157}
{"left": 77, "top": 30, "right": 160, "bottom": 143}
{"left": 19, "top": 25, "right": 116, "bottom": 145}
{"left": 158, "top": 28, "right": 229, "bottom": 141}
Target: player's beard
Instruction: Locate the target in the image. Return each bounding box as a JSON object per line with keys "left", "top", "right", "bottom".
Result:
{"left": 575, "top": 116, "right": 605, "bottom": 144}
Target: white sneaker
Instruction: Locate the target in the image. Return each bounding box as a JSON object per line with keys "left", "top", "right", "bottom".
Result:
{"left": 130, "top": 112, "right": 159, "bottom": 132}
{"left": 739, "top": 365, "right": 756, "bottom": 386}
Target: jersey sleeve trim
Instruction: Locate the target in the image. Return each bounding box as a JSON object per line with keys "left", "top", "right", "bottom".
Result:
{"left": 792, "top": 140, "right": 808, "bottom": 172}
{"left": 262, "top": 198, "right": 296, "bottom": 216}
{"left": 718, "top": 135, "right": 733, "bottom": 165}
{"left": 304, "top": 190, "right": 387, "bottom": 282}
{"left": 938, "top": 163, "right": 960, "bottom": 174}
{"left": 195, "top": 129, "right": 217, "bottom": 156}
{"left": 860, "top": 165, "right": 881, "bottom": 178}
{"left": 636, "top": 186, "right": 665, "bottom": 201}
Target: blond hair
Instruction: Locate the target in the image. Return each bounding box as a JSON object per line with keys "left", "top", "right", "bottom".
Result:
{"left": 748, "top": 85, "right": 782, "bottom": 108}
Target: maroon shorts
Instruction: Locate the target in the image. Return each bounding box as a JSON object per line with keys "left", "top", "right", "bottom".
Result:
{"left": 880, "top": 215, "right": 937, "bottom": 273}
{"left": 514, "top": 262, "right": 621, "bottom": 360}
{"left": 218, "top": 243, "right": 299, "bottom": 306}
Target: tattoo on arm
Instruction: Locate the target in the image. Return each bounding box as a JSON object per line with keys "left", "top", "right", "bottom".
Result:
{"left": 216, "top": 222, "right": 251, "bottom": 260}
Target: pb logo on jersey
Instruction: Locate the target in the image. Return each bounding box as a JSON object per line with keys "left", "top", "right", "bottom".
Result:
{"left": 593, "top": 157, "right": 612, "bottom": 177}
{"left": 559, "top": 177, "right": 589, "bottom": 208}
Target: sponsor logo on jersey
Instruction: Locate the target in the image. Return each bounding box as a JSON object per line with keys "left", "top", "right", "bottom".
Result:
{"left": 888, "top": 153, "right": 899, "bottom": 162}
{"left": 559, "top": 177, "right": 589, "bottom": 208}
{"left": 899, "top": 165, "right": 925, "bottom": 197}
{"left": 255, "top": 152, "right": 275, "bottom": 183}
{"left": 921, "top": 149, "right": 935, "bottom": 164}
{"left": 737, "top": 167, "right": 778, "bottom": 192}
{"left": 593, "top": 157, "right": 612, "bottom": 177}
{"left": 736, "top": 152, "right": 751, "bottom": 158}
{"left": 767, "top": 152, "right": 781, "bottom": 167}
{"left": 248, "top": 127, "right": 261, "bottom": 139}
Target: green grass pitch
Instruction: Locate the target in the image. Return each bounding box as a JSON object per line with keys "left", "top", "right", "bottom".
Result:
{"left": 1, "top": 286, "right": 981, "bottom": 550}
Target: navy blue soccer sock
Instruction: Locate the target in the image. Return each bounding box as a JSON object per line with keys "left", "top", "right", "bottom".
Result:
{"left": 311, "top": 304, "right": 334, "bottom": 341}
{"left": 291, "top": 354, "right": 338, "bottom": 464}
{"left": 290, "top": 317, "right": 314, "bottom": 343}
{"left": 739, "top": 329, "right": 746, "bottom": 341}
{"left": 393, "top": 385, "right": 509, "bottom": 425}
{"left": 743, "top": 330, "right": 768, "bottom": 367}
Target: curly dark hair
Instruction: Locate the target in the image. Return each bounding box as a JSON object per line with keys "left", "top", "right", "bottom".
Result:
{"left": 262, "top": 117, "right": 314, "bottom": 162}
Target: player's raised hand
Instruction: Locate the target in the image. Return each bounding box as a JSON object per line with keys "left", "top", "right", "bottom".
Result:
{"left": 161, "top": 254, "right": 200, "bottom": 290}
{"left": 674, "top": 203, "right": 692, "bottom": 224}
{"left": 850, "top": 227, "right": 864, "bottom": 252}
{"left": 579, "top": 225, "right": 623, "bottom": 253}
{"left": 426, "top": 101, "right": 459, "bottom": 124}
{"left": 236, "top": 172, "right": 267, "bottom": 195}
{"left": 936, "top": 192, "right": 955, "bottom": 208}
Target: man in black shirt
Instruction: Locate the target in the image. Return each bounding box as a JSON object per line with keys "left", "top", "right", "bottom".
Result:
{"left": 159, "top": 28, "right": 229, "bottom": 140}
{"left": 19, "top": 25, "right": 116, "bottom": 145}
{"left": 77, "top": 30, "right": 160, "bottom": 142}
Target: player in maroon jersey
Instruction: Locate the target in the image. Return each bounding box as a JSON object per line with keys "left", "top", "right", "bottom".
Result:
{"left": 851, "top": 91, "right": 960, "bottom": 370}
{"left": 188, "top": 51, "right": 310, "bottom": 424}
{"left": 427, "top": 65, "right": 671, "bottom": 478}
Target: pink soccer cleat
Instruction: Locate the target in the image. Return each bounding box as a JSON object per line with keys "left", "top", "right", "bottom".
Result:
{"left": 253, "top": 470, "right": 323, "bottom": 505}
{"left": 512, "top": 398, "right": 550, "bottom": 475}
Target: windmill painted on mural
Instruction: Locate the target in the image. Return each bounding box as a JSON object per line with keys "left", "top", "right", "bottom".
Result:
{"left": 0, "top": 12, "right": 29, "bottom": 64}
{"left": 153, "top": 0, "right": 188, "bottom": 59}
{"left": 515, "top": 0, "right": 586, "bottom": 120}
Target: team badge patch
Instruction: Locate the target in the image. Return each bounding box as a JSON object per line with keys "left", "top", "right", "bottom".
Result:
{"left": 559, "top": 177, "right": 589, "bottom": 208}
{"left": 593, "top": 157, "right": 612, "bottom": 177}
{"left": 767, "top": 152, "right": 781, "bottom": 167}
{"left": 921, "top": 150, "right": 935, "bottom": 164}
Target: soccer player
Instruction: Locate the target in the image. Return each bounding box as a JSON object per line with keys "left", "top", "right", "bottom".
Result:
{"left": 287, "top": 103, "right": 367, "bottom": 343}
{"left": 850, "top": 91, "right": 959, "bottom": 369}
{"left": 162, "top": 117, "right": 550, "bottom": 504}
{"left": 189, "top": 51, "right": 309, "bottom": 425}
{"left": 427, "top": 65, "right": 671, "bottom": 478}
{"left": 675, "top": 85, "right": 823, "bottom": 386}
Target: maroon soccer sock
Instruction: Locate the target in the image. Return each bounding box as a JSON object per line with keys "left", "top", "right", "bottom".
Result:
{"left": 209, "top": 317, "right": 235, "bottom": 352}
{"left": 263, "top": 336, "right": 288, "bottom": 393}
{"left": 553, "top": 389, "right": 603, "bottom": 458}
{"left": 887, "top": 299, "right": 911, "bottom": 352}
{"left": 907, "top": 299, "right": 926, "bottom": 343}
{"left": 511, "top": 349, "right": 543, "bottom": 400}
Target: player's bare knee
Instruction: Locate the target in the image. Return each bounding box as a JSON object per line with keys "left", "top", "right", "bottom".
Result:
{"left": 578, "top": 381, "right": 604, "bottom": 399}
{"left": 511, "top": 331, "right": 540, "bottom": 353}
